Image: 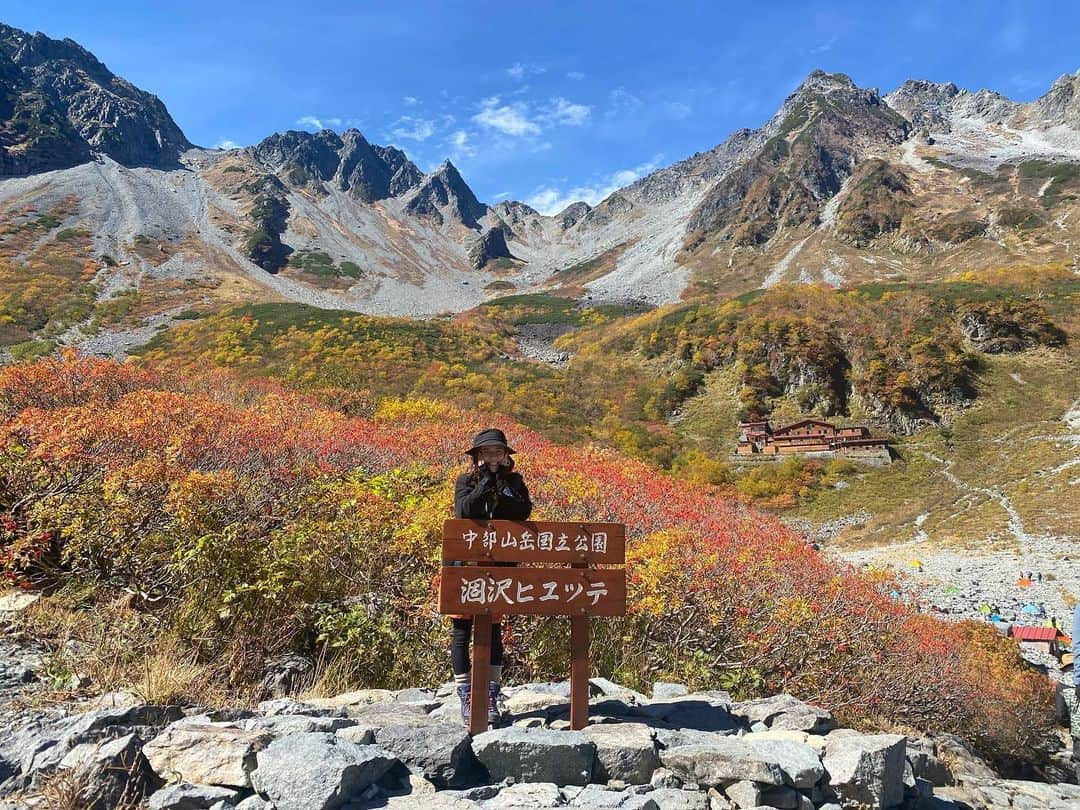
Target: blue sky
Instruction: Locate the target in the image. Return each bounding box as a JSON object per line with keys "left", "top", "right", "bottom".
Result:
{"left": 4, "top": 1, "right": 1079, "bottom": 213}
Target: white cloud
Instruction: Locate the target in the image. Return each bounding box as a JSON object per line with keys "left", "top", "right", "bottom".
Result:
{"left": 524, "top": 155, "right": 665, "bottom": 215}
{"left": 566, "top": 71, "right": 585, "bottom": 81}
{"left": 605, "top": 87, "right": 643, "bottom": 118}
{"left": 472, "top": 97, "right": 541, "bottom": 136}
{"left": 296, "top": 115, "right": 342, "bottom": 130}
{"left": 493, "top": 191, "right": 512, "bottom": 200}
{"left": 446, "top": 129, "right": 476, "bottom": 158}
{"left": 545, "top": 97, "right": 591, "bottom": 126}
{"left": 403, "top": 95, "right": 419, "bottom": 106}
{"left": 809, "top": 36, "right": 838, "bottom": 55}
{"left": 506, "top": 62, "right": 546, "bottom": 80}
{"left": 388, "top": 116, "right": 436, "bottom": 141}
{"left": 213, "top": 139, "right": 241, "bottom": 150}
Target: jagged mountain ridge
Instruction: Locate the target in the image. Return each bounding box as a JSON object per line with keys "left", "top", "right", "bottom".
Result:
{"left": 0, "top": 23, "right": 190, "bottom": 174}
{"left": 0, "top": 18, "right": 1078, "bottom": 339}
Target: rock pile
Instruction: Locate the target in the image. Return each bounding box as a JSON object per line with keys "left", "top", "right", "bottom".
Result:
{"left": 2, "top": 676, "right": 1079, "bottom": 809}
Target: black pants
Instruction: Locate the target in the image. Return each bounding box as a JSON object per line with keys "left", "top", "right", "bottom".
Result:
{"left": 450, "top": 618, "right": 503, "bottom": 676}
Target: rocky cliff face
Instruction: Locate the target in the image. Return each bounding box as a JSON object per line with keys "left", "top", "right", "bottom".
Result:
{"left": 686, "top": 71, "right": 911, "bottom": 247}
{"left": 0, "top": 22, "right": 191, "bottom": 174}
{"left": 248, "top": 129, "right": 427, "bottom": 203}
{"left": 404, "top": 159, "right": 487, "bottom": 229}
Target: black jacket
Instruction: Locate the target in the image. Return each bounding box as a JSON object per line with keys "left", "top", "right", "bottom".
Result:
{"left": 454, "top": 465, "right": 532, "bottom": 520}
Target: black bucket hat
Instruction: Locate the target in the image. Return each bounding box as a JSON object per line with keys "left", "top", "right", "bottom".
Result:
{"left": 466, "top": 427, "right": 516, "bottom": 457}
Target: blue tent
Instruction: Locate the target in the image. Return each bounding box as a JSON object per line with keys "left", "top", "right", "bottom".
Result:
{"left": 1021, "top": 603, "right": 1040, "bottom": 615}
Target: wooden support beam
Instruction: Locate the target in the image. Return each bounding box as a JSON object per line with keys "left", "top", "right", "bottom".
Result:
{"left": 469, "top": 613, "right": 491, "bottom": 736}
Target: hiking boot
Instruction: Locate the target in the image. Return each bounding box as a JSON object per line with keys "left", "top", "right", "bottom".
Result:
{"left": 488, "top": 681, "right": 503, "bottom": 725}
{"left": 456, "top": 683, "right": 471, "bottom": 726}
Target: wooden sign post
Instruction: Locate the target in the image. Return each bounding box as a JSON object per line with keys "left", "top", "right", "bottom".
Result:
{"left": 440, "top": 519, "right": 627, "bottom": 735}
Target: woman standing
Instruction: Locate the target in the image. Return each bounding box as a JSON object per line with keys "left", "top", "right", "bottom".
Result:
{"left": 451, "top": 428, "right": 532, "bottom": 724}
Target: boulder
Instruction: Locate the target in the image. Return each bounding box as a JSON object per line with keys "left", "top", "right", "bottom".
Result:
{"left": 57, "top": 733, "right": 161, "bottom": 809}
{"left": 741, "top": 729, "right": 826, "bottom": 756}
{"left": 305, "top": 689, "right": 395, "bottom": 713}
{"left": 503, "top": 690, "right": 569, "bottom": 716}
{"left": 471, "top": 727, "right": 595, "bottom": 786}
{"left": 904, "top": 737, "right": 951, "bottom": 786}
{"left": 653, "top": 729, "right": 727, "bottom": 750}
{"left": 373, "top": 721, "right": 478, "bottom": 788}
{"left": 256, "top": 697, "right": 338, "bottom": 717}
{"left": 730, "top": 696, "right": 835, "bottom": 735}
{"left": 659, "top": 741, "right": 785, "bottom": 788}
{"left": 634, "top": 699, "right": 741, "bottom": 734}
{"left": 646, "top": 787, "right": 709, "bottom": 809}
{"left": 249, "top": 732, "right": 398, "bottom": 810}
{"left": 241, "top": 713, "right": 354, "bottom": 736}
{"left": 0, "top": 591, "right": 41, "bottom": 613}
{"left": 651, "top": 683, "right": 690, "bottom": 700}
{"left": 565, "top": 783, "right": 659, "bottom": 808}
{"left": 821, "top": 731, "right": 906, "bottom": 810}
{"left": 742, "top": 739, "right": 824, "bottom": 789}
{"left": 588, "top": 678, "right": 650, "bottom": 705}
{"left": 147, "top": 782, "right": 241, "bottom": 810}
{"left": 582, "top": 722, "right": 660, "bottom": 784}
{"left": 143, "top": 723, "right": 270, "bottom": 788}
{"left": 482, "top": 781, "right": 564, "bottom": 807}
{"left": 723, "top": 781, "right": 761, "bottom": 809}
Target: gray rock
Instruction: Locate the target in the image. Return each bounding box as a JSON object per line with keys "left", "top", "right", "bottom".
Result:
{"left": 471, "top": 727, "right": 595, "bottom": 786}
{"left": 147, "top": 782, "right": 241, "bottom": 810}
{"left": 660, "top": 741, "right": 785, "bottom": 788}
{"left": 650, "top": 767, "right": 684, "bottom": 789}
{"left": 905, "top": 736, "right": 952, "bottom": 786}
{"left": 250, "top": 732, "right": 398, "bottom": 810}
{"left": 742, "top": 740, "right": 823, "bottom": 789}
{"left": 582, "top": 723, "right": 660, "bottom": 784}
{"left": 654, "top": 729, "right": 728, "bottom": 750}
{"left": 481, "top": 781, "right": 563, "bottom": 807}
{"left": 242, "top": 713, "right": 355, "bottom": 736}
{"left": 256, "top": 697, "right": 337, "bottom": 717}
{"left": 635, "top": 700, "right": 741, "bottom": 734}
{"left": 502, "top": 690, "right": 569, "bottom": 716}
{"left": 651, "top": 683, "right": 689, "bottom": 700}
{"left": 730, "top": 696, "right": 835, "bottom": 736}
{"left": 757, "top": 785, "right": 798, "bottom": 809}
{"left": 723, "top": 781, "right": 761, "bottom": 809}
{"left": 373, "top": 722, "right": 478, "bottom": 788}
{"left": 565, "top": 783, "right": 660, "bottom": 808}
{"left": 57, "top": 732, "right": 162, "bottom": 809}
{"left": 589, "top": 678, "right": 650, "bottom": 705}
{"left": 235, "top": 796, "right": 273, "bottom": 810}
{"left": 648, "top": 787, "right": 709, "bottom": 809}
{"left": 821, "top": 732, "right": 906, "bottom": 810}
{"left": 337, "top": 726, "right": 377, "bottom": 745}
{"left": 143, "top": 723, "right": 271, "bottom": 788}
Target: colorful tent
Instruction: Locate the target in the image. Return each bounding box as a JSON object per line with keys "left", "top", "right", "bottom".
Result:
{"left": 909, "top": 560, "right": 923, "bottom": 568}
{"left": 1021, "top": 603, "right": 1040, "bottom": 614}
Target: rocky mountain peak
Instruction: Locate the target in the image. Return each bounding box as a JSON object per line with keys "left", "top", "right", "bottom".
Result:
{"left": 0, "top": 21, "right": 191, "bottom": 174}
{"left": 248, "top": 127, "right": 425, "bottom": 202}
{"left": 883, "top": 79, "right": 962, "bottom": 129}
{"left": 793, "top": 69, "right": 860, "bottom": 97}
{"left": 404, "top": 159, "right": 487, "bottom": 229}
{"left": 1032, "top": 69, "right": 1080, "bottom": 127}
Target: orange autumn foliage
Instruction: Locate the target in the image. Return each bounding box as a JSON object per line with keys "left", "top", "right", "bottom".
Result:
{"left": 0, "top": 351, "right": 1057, "bottom": 764}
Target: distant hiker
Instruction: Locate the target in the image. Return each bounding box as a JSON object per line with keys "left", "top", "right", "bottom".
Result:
{"left": 450, "top": 428, "right": 532, "bottom": 725}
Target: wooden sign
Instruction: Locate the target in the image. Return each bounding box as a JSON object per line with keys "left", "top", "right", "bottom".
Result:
{"left": 439, "top": 566, "right": 626, "bottom": 616}
{"left": 442, "top": 519, "right": 625, "bottom": 564}
{"left": 440, "top": 519, "right": 627, "bottom": 736}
